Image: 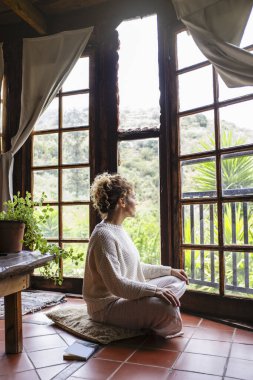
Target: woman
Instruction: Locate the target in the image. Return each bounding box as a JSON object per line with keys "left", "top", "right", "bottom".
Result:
{"left": 83, "top": 172, "right": 188, "bottom": 338}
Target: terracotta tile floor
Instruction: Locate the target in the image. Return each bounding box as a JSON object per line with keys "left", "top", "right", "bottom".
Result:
{"left": 0, "top": 297, "right": 253, "bottom": 380}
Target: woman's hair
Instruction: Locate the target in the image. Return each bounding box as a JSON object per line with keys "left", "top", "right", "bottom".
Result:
{"left": 90, "top": 172, "right": 133, "bottom": 217}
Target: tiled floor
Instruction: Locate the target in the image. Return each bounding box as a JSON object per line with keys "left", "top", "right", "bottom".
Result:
{"left": 0, "top": 297, "right": 253, "bottom": 380}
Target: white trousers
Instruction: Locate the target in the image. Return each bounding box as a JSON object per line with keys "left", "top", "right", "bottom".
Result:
{"left": 91, "top": 276, "right": 186, "bottom": 338}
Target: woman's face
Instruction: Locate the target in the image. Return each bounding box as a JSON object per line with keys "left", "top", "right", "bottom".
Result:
{"left": 124, "top": 192, "right": 137, "bottom": 218}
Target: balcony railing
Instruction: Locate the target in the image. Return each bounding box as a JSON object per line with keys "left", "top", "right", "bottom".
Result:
{"left": 182, "top": 188, "right": 253, "bottom": 296}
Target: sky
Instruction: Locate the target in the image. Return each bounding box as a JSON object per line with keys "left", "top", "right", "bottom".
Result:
{"left": 117, "top": 15, "right": 160, "bottom": 109}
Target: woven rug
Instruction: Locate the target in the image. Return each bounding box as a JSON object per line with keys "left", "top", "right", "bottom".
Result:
{"left": 0, "top": 290, "right": 66, "bottom": 319}
{"left": 46, "top": 305, "right": 145, "bottom": 345}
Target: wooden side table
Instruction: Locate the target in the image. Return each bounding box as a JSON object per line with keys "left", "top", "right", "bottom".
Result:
{"left": 0, "top": 251, "right": 54, "bottom": 354}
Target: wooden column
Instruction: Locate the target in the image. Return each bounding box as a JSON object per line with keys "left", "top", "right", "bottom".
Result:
{"left": 94, "top": 25, "right": 119, "bottom": 175}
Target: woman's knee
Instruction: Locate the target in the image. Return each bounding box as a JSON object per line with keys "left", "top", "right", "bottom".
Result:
{"left": 153, "top": 305, "right": 182, "bottom": 337}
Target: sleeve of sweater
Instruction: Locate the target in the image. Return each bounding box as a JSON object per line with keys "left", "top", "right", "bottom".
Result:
{"left": 141, "top": 262, "right": 171, "bottom": 280}
{"left": 95, "top": 232, "right": 157, "bottom": 300}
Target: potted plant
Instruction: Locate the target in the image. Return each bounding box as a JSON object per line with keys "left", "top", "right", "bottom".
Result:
{"left": 0, "top": 191, "right": 84, "bottom": 285}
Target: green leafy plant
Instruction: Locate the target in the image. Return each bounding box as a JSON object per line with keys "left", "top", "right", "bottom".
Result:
{"left": 0, "top": 191, "right": 84, "bottom": 285}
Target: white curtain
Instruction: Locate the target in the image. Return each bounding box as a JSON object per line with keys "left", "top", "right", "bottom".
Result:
{"left": 0, "top": 27, "right": 93, "bottom": 207}
{"left": 172, "top": 0, "right": 253, "bottom": 87}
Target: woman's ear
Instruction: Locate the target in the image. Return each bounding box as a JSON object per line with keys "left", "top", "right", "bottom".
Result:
{"left": 118, "top": 197, "right": 126, "bottom": 208}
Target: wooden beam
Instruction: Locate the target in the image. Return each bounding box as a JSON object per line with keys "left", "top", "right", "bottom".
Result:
{"left": 1, "top": 0, "right": 47, "bottom": 35}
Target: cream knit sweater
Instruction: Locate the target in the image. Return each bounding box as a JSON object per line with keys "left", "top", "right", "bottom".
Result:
{"left": 83, "top": 220, "right": 171, "bottom": 315}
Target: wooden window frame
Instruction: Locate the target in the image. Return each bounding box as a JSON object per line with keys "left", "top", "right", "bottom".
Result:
{"left": 30, "top": 49, "right": 95, "bottom": 290}
{"left": 172, "top": 26, "right": 253, "bottom": 322}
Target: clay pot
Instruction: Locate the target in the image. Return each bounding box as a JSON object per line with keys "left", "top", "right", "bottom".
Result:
{"left": 0, "top": 220, "right": 25, "bottom": 253}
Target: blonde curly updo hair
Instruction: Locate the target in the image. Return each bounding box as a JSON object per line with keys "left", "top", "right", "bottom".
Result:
{"left": 91, "top": 172, "right": 133, "bottom": 217}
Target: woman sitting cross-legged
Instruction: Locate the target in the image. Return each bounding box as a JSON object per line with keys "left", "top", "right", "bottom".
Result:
{"left": 83, "top": 172, "right": 188, "bottom": 338}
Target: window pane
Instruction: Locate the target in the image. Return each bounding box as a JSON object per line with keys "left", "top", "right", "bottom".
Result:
{"left": 220, "top": 100, "right": 253, "bottom": 148}
{"left": 218, "top": 76, "right": 253, "bottom": 102}
{"left": 62, "top": 94, "right": 89, "bottom": 128}
{"left": 117, "top": 15, "right": 160, "bottom": 130}
{"left": 184, "top": 249, "right": 219, "bottom": 293}
{"left": 221, "top": 151, "right": 253, "bottom": 196}
{"left": 240, "top": 8, "right": 253, "bottom": 48}
{"left": 62, "top": 57, "right": 89, "bottom": 92}
{"left": 183, "top": 204, "right": 218, "bottom": 245}
{"left": 223, "top": 202, "right": 253, "bottom": 245}
{"left": 225, "top": 251, "right": 253, "bottom": 298}
{"left": 62, "top": 168, "right": 90, "bottom": 201}
{"left": 118, "top": 138, "right": 160, "bottom": 264}
{"left": 181, "top": 157, "right": 217, "bottom": 198}
{"left": 63, "top": 243, "right": 87, "bottom": 278}
{"left": 62, "top": 205, "right": 89, "bottom": 239}
{"left": 180, "top": 111, "right": 215, "bottom": 155}
{"left": 34, "top": 98, "right": 58, "bottom": 131}
{"left": 62, "top": 130, "right": 89, "bottom": 164}
{"left": 177, "top": 30, "right": 207, "bottom": 69}
{"left": 35, "top": 206, "right": 59, "bottom": 240}
{"left": 178, "top": 66, "right": 213, "bottom": 111}
{"left": 33, "top": 134, "right": 58, "bottom": 166}
{"left": 33, "top": 169, "right": 58, "bottom": 202}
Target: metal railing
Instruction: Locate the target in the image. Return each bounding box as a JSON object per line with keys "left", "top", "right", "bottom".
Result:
{"left": 182, "top": 188, "right": 253, "bottom": 295}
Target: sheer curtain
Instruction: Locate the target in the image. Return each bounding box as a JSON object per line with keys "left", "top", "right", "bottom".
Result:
{"left": 0, "top": 27, "right": 93, "bottom": 208}
{"left": 172, "top": 0, "right": 253, "bottom": 87}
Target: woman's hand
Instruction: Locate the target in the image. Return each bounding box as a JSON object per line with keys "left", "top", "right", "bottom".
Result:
{"left": 171, "top": 268, "right": 189, "bottom": 284}
{"left": 155, "top": 288, "right": 181, "bottom": 307}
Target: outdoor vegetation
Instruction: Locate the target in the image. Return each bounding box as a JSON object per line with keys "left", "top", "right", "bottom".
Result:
{"left": 33, "top": 106, "right": 253, "bottom": 296}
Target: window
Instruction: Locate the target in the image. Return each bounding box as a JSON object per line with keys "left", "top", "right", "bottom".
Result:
{"left": 177, "top": 27, "right": 253, "bottom": 298}
{"left": 31, "top": 55, "right": 92, "bottom": 278}
{"left": 117, "top": 15, "right": 161, "bottom": 264}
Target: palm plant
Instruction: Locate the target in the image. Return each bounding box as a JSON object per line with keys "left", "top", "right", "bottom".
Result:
{"left": 194, "top": 130, "right": 253, "bottom": 191}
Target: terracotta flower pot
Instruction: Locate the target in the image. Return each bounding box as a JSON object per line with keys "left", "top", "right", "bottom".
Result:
{"left": 0, "top": 220, "right": 25, "bottom": 253}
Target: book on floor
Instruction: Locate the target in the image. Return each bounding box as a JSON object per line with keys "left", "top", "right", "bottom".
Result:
{"left": 63, "top": 339, "right": 100, "bottom": 361}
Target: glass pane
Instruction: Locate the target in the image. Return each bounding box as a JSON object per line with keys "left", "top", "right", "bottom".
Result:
{"left": 33, "top": 134, "right": 58, "bottom": 166}
{"left": 117, "top": 15, "right": 160, "bottom": 130}
{"left": 180, "top": 111, "right": 215, "bottom": 155}
{"left": 184, "top": 249, "right": 219, "bottom": 293}
{"left": 183, "top": 204, "right": 218, "bottom": 245}
{"left": 33, "top": 170, "right": 58, "bottom": 202}
{"left": 223, "top": 202, "right": 253, "bottom": 245}
{"left": 62, "top": 57, "right": 89, "bottom": 92}
{"left": 177, "top": 30, "right": 207, "bottom": 69}
{"left": 62, "top": 168, "right": 90, "bottom": 201}
{"left": 240, "top": 8, "right": 253, "bottom": 48}
{"left": 178, "top": 66, "right": 213, "bottom": 111}
{"left": 118, "top": 138, "right": 161, "bottom": 264}
{"left": 218, "top": 76, "right": 253, "bottom": 102}
{"left": 63, "top": 243, "right": 88, "bottom": 278}
{"left": 34, "top": 98, "right": 58, "bottom": 131}
{"left": 181, "top": 157, "right": 217, "bottom": 198}
{"left": 225, "top": 251, "right": 253, "bottom": 298}
{"left": 35, "top": 206, "right": 59, "bottom": 240}
{"left": 221, "top": 151, "right": 253, "bottom": 196}
{"left": 220, "top": 100, "right": 253, "bottom": 148}
{"left": 62, "top": 205, "right": 89, "bottom": 239}
{"left": 62, "top": 94, "right": 89, "bottom": 128}
{"left": 62, "top": 130, "right": 89, "bottom": 164}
